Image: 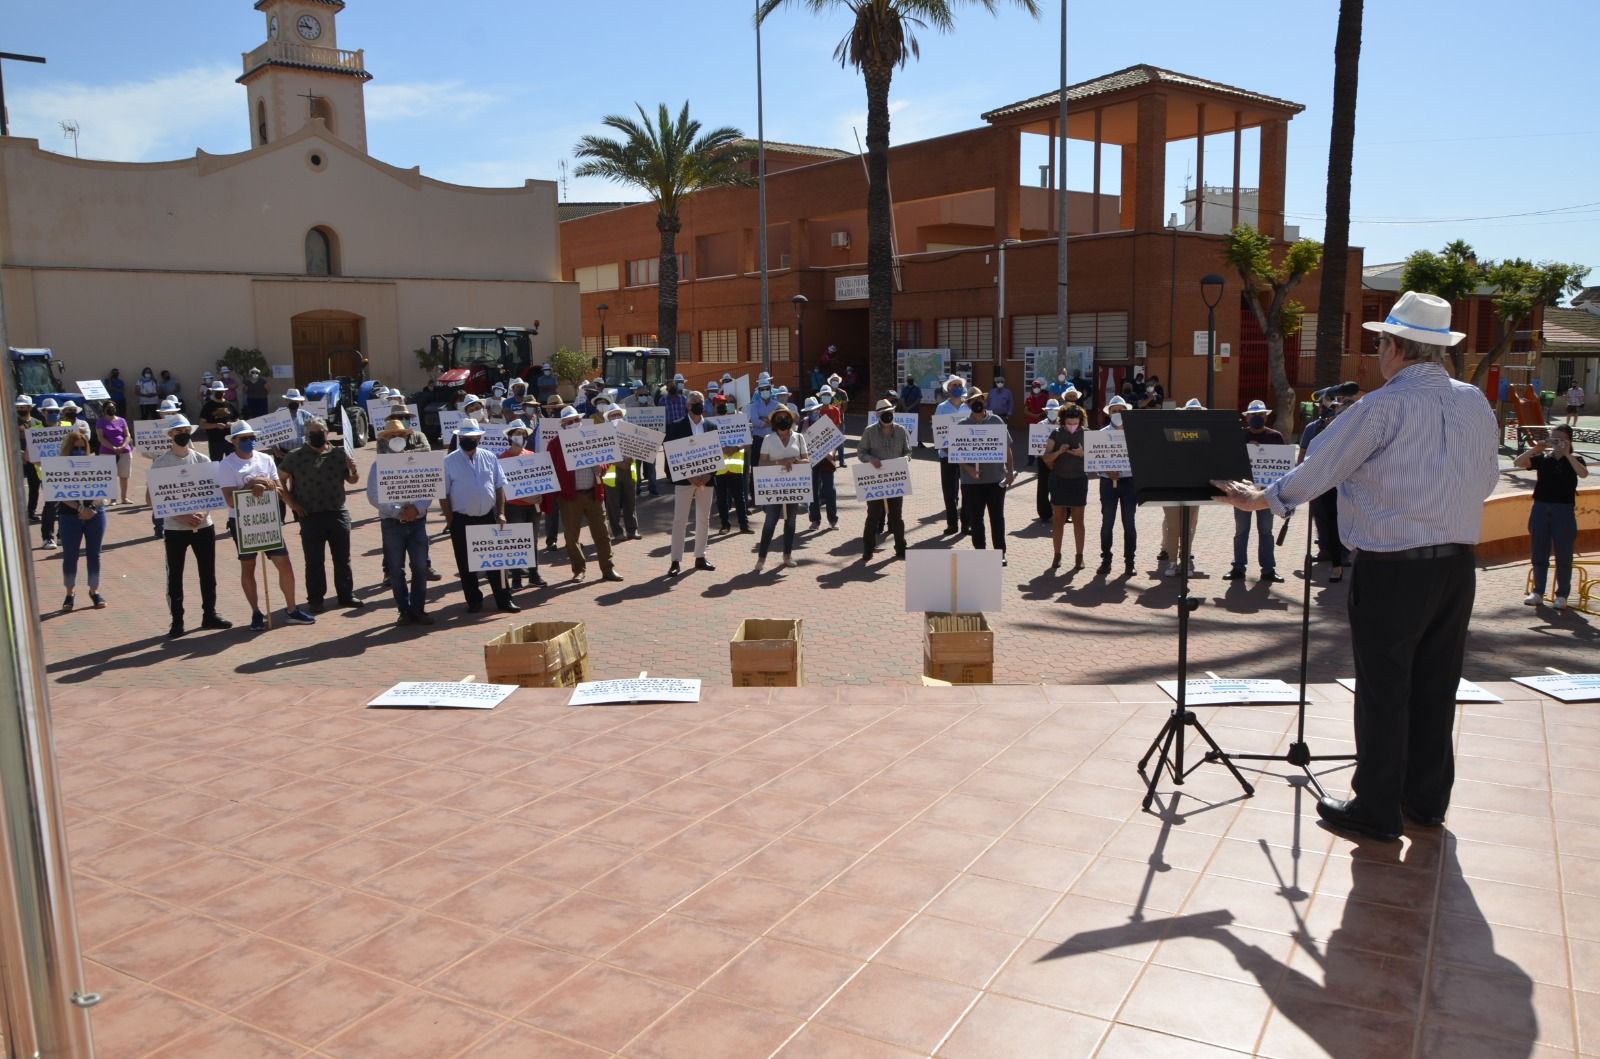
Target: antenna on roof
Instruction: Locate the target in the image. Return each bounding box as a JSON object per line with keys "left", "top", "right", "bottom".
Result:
{"left": 558, "top": 160, "right": 567, "bottom": 201}
{"left": 59, "top": 118, "right": 79, "bottom": 157}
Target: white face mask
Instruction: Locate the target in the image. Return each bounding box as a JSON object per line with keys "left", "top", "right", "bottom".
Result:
{"left": 387, "top": 436, "right": 407, "bottom": 452}
{"left": 1111, "top": 413, "right": 1123, "bottom": 428}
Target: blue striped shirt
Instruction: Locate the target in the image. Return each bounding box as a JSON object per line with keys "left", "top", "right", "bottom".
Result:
{"left": 1263, "top": 363, "right": 1498, "bottom": 551}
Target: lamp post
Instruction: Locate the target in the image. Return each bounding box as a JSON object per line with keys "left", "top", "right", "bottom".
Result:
{"left": 791, "top": 294, "right": 808, "bottom": 396}
{"left": 596, "top": 303, "right": 609, "bottom": 358}
{"left": 1201, "top": 274, "right": 1224, "bottom": 408}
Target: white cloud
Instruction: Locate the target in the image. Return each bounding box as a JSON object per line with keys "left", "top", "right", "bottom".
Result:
{"left": 6, "top": 64, "right": 244, "bottom": 162}
{"left": 365, "top": 81, "right": 499, "bottom": 123}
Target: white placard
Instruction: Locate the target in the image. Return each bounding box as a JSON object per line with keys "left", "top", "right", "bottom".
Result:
{"left": 339, "top": 406, "right": 355, "bottom": 446}
{"left": 465, "top": 523, "right": 535, "bottom": 572}
{"left": 1156, "top": 679, "right": 1300, "bottom": 706}
{"left": 948, "top": 423, "right": 1009, "bottom": 464}
{"left": 892, "top": 412, "right": 920, "bottom": 442}
{"left": 1510, "top": 674, "right": 1600, "bottom": 704}
{"left": 147, "top": 462, "right": 225, "bottom": 519}
{"left": 375, "top": 450, "right": 447, "bottom": 503}
{"left": 629, "top": 405, "right": 667, "bottom": 433}
{"left": 613, "top": 421, "right": 663, "bottom": 463}
{"left": 851, "top": 457, "right": 912, "bottom": 501}
{"left": 439, "top": 410, "right": 465, "bottom": 441}
{"left": 25, "top": 427, "right": 72, "bottom": 462}
{"left": 708, "top": 414, "right": 752, "bottom": 449}
{"left": 1336, "top": 677, "right": 1501, "bottom": 704}
{"left": 905, "top": 548, "right": 1003, "bottom": 614}
{"left": 1193, "top": 330, "right": 1214, "bottom": 357}
{"left": 252, "top": 408, "right": 297, "bottom": 450}
{"left": 134, "top": 420, "right": 170, "bottom": 459}
{"left": 41, "top": 456, "right": 116, "bottom": 501}
{"left": 834, "top": 274, "right": 869, "bottom": 301}
{"left": 477, "top": 422, "right": 510, "bottom": 456}
{"left": 664, "top": 430, "right": 725, "bottom": 480}
{"left": 558, "top": 419, "right": 621, "bottom": 469}
{"left": 804, "top": 416, "right": 843, "bottom": 465}
{"left": 568, "top": 678, "right": 703, "bottom": 706}
{"left": 271, "top": 364, "right": 295, "bottom": 380}
{"left": 1084, "top": 429, "right": 1131, "bottom": 475}
{"left": 367, "top": 399, "right": 419, "bottom": 428}
{"left": 368, "top": 681, "right": 518, "bottom": 710}
{"left": 501, "top": 451, "right": 558, "bottom": 500}
{"left": 932, "top": 413, "right": 962, "bottom": 449}
{"left": 1028, "top": 421, "right": 1054, "bottom": 456}
{"left": 76, "top": 380, "right": 111, "bottom": 402}
{"left": 753, "top": 463, "right": 813, "bottom": 506}
{"left": 303, "top": 396, "right": 329, "bottom": 419}
{"left": 1247, "top": 444, "right": 1297, "bottom": 487}
{"left": 233, "top": 488, "right": 284, "bottom": 553}
{"left": 731, "top": 375, "right": 751, "bottom": 409}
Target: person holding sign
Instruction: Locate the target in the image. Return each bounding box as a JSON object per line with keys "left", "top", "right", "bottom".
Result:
{"left": 934, "top": 378, "right": 968, "bottom": 536}
{"left": 497, "top": 420, "right": 548, "bottom": 592}
{"left": 1041, "top": 404, "right": 1088, "bottom": 570}
{"left": 1096, "top": 396, "right": 1138, "bottom": 577}
{"left": 546, "top": 408, "right": 623, "bottom": 584}
{"left": 858, "top": 399, "right": 912, "bottom": 561}
{"left": 441, "top": 419, "right": 519, "bottom": 612}
{"left": 1159, "top": 398, "right": 1207, "bottom": 577}
{"left": 54, "top": 429, "right": 108, "bottom": 612}
{"left": 957, "top": 389, "right": 1015, "bottom": 565}
{"left": 30, "top": 398, "right": 66, "bottom": 548}
{"left": 802, "top": 398, "right": 839, "bottom": 530}
{"left": 753, "top": 407, "right": 810, "bottom": 573}
{"left": 93, "top": 401, "right": 133, "bottom": 504}
{"left": 368, "top": 416, "right": 440, "bottom": 625}
{"left": 217, "top": 422, "right": 313, "bottom": 631}
{"left": 16, "top": 396, "right": 42, "bottom": 524}
{"left": 1224, "top": 401, "right": 1285, "bottom": 584}
{"left": 599, "top": 406, "right": 640, "bottom": 541}
{"left": 149, "top": 416, "right": 233, "bottom": 638}
{"left": 665, "top": 391, "right": 718, "bottom": 578}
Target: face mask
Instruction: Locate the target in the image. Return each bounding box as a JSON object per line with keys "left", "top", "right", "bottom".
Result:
{"left": 1248, "top": 416, "right": 1265, "bottom": 430}
{"left": 772, "top": 416, "right": 792, "bottom": 431}
{"left": 43, "top": 412, "right": 59, "bottom": 425}
{"left": 236, "top": 438, "right": 255, "bottom": 455}
{"left": 969, "top": 401, "right": 986, "bottom": 415}
{"left": 759, "top": 388, "right": 772, "bottom": 399}
{"left": 1110, "top": 413, "right": 1123, "bottom": 428}
{"left": 995, "top": 381, "right": 1005, "bottom": 389}
{"left": 287, "top": 403, "right": 301, "bottom": 413}
{"left": 949, "top": 390, "right": 964, "bottom": 401}
{"left": 172, "top": 432, "right": 191, "bottom": 447}
{"left": 1065, "top": 421, "right": 1081, "bottom": 433}
{"left": 458, "top": 436, "right": 479, "bottom": 451}
{"left": 387, "top": 436, "right": 407, "bottom": 452}
{"left": 878, "top": 411, "right": 894, "bottom": 424}
{"left": 688, "top": 402, "right": 705, "bottom": 416}
{"left": 509, "top": 434, "right": 529, "bottom": 447}
{"left": 307, "top": 431, "right": 326, "bottom": 448}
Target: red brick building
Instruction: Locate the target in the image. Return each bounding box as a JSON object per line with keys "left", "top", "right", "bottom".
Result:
{"left": 560, "top": 65, "right": 1366, "bottom": 412}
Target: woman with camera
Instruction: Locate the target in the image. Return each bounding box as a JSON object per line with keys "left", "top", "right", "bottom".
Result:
{"left": 1515, "top": 424, "right": 1589, "bottom": 609}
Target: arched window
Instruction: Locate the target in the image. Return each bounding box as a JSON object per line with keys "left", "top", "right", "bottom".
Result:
{"left": 309, "top": 96, "right": 334, "bottom": 134}
{"left": 305, "top": 227, "right": 338, "bottom": 276}
{"left": 257, "top": 101, "right": 269, "bottom": 146}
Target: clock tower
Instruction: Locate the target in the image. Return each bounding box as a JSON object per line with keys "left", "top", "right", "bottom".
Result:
{"left": 240, "top": 0, "right": 372, "bottom": 153}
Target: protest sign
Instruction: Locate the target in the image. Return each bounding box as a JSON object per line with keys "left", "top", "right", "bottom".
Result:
{"left": 368, "top": 681, "right": 517, "bottom": 710}
{"left": 148, "top": 462, "right": 225, "bottom": 519}
{"left": 1156, "top": 679, "right": 1300, "bottom": 706}
{"left": 477, "top": 422, "right": 510, "bottom": 456}
{"left": 707, "top": 414, "right": 752, "bottom": 449}
{"left": 501, "top": 451, "right": 558, "bottom": 500}
{"left": 76, "top": 380, "right": 111, "bottom": 402}
{"left": 932, "top": 413, "right": 962, "bottom": 449}
{"left": 569, "top": 678, "right": 702, "bottom": 706}
{"left": 803, "top": 416, "right": 843, "bottom": 466}
{"left": 664, "top": 430, "right": 725, "bottom": 480}
{"left": 1028, "top": 421, "right": 1054, "bottom": 456}
{"left": 558, "top": 419, "right": 621, "bottom": 469}
{"left": 439, "top": 410, "right": 464, "bottom": 441}
{"left": 465, "top": 523, "right": 535, "bottom": 572}
{"left": 947, "top": 423, "right": 1009, "bottom": 464}
{"left": 629, "top": 405, "right": 666, "bottom": 433}
{"left": 1337, "top": 677, "right": 1500, "bottom": 704}
{"left": 1511, "top": 674, "right": 1600, "bottom": 704}
{"left": 374, "top": 450, "right": 447, "bottom": 503}
{"left": 753, "top": 463, "right": 813, "bottom": 506}
{"left": 251, "top": 409, "right": 297, "bottom": 450}
{"left": 1083, "top": 429, "right": 1131, "bottom": 474}
{"left": 134, "top": 420, "right": 169, "bottom": 459}
{"left": 25, "top": 427, "right": 72, "bottom": 462}
{"left": 367, "top": 400, "right": 419, "bottom": 429}
{"left": 613, "top": 420, "right": 663, "bottom": 463}
{"left": 271, "top": 364, "right": 294, "bottom": 379}
{"left": 233, "top": 488, "right": 284, "bottom": 554}
{"left": 41, "top": 456, "right": 116, "bottom": 502}
{"left": 893, "top": 412, "right": 920, "bottom": 443}
{"left": 731, "top": 375, "right": 751, "bottom": 409}
{"left": 303, "top": 396, "right": 329, "bottom": 419}
{"left": 1247, "top": 443, "right": 1297, "bottom": 487}
{"left": 851, "top": 457, "right": 912, "bottom": 501}
{"left": 905, "top": 548, "right": 1002, "bottom": 613}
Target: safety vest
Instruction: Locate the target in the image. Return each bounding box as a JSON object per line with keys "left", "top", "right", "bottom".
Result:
{"left": 601, "top": 461, "right": 639, "bottom": 487}
{"left": 717, "top": 448, "right": 746, "bottom": 476}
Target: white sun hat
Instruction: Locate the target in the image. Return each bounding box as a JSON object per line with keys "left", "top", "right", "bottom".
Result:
{"left": 227, "top": 420, "right": 257, "bottom": 440}
{"left": 1103, "top": 395, "right": 1131, "bottom": 415}
{"left": 1361, "top": 290, "right": 1465, "bottom": 347}
{"left": 282, "top": 388, "right": 305, "bottom": 402}
{"left": 1245, "top": 399, "right": 1270, "bottom": 415}
{"left": 1182, "top": 398, "right": 1205, "bottom": 410}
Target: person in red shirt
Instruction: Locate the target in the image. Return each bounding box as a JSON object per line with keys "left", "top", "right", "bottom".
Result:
{"left": 542, "top": 408, "right": 623, "bottom": 583}
{"left": 1023, "top": 377, "right": 1052, "bottom": 484}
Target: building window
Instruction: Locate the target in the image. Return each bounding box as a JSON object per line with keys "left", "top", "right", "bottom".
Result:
{"left": 305, "top": 227, "right": 337, "bottom": 276}
{"left": 748, "top": 328, "right": 791, "bottom": 362}
{"left": 574, "top": 263, "right": 619, "bottom": 293}
{"left": 581, "top": 336, "right": 601, "bottom": 355}
{"left": 700, "top": 329, "right": 739, "bottom": 364}
{"left": 893, "top": 320, "right": 922, "bottom": 349}
{"left": 625, "top": 254, "right": 689, "bottom": 287}
{"left": 626, "top": 333, "right": 658, "bottom": 346}
{"left": 1298, "top": 313, "right": 1317, "bottom": 360}
{"left": 257, "top": 100, "right": 269, "bottom": 146}
{"left": 1009, "top": 312, "right": 1129, "bottom": 359}
{"left": 936, "top": 317, "right": 994, "bottom": 360}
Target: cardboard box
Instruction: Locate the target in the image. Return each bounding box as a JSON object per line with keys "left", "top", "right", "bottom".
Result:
{"left": 923, "top": 612, "right": 994, "bottom": 685}
{"left": 730, "top": 618, "right": 804, "bottom": 687}
{"left": 484, "top": 621, "right": 591, "bottom": 688}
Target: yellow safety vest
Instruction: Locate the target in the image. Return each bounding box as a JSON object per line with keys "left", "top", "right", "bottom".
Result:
{"left": 601, "top": 461, "right": 640, "bottom": 487}
{"left": 717, "top": 449, "right": 746, "bottom": 476}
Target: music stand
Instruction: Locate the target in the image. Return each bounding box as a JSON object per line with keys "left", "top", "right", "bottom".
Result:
{"left": 1121, "top": 411, "right": 1256, "bottom": 809}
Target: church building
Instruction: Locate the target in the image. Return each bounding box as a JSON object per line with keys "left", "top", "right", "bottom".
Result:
{"left": 0, "top": 0, "right": 578, "bottom": 391}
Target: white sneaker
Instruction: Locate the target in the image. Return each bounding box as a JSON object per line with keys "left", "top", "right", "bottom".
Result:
{"left": 1554, "top": 597, "right": 1567, "bottom": 611}
{"left": 754, "top": 558, "right": 765, "bottom": 574}
{"left": 1161, "top": 561, "right": 1176, "bottom": 577}
{"left": 781, "top": 556, "right": 795, "bottom": 569}
{"left": 1523, "top": 592, "right": 1541, "bottom": 606}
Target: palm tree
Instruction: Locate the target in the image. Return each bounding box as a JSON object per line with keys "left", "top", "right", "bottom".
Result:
{"left": 757, "top": 0, "right": 1039, "bottom": 398}
{"left": 573, "top": 103, "right": 753, "bottom": 375}
{"left": 1313, "top": 0, "right": 1363, "bottom": 389}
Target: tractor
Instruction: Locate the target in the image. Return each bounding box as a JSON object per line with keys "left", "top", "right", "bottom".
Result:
{"left": 411, "top": 324, "right": 538, "bottom": 443}
{"left": 8, "top": 348, "right": 77, "bottom": 409}
{"left": 303, "top": 346, "right": 374, "bottom": 448}
{"left": 598, "top": 346, "right": 672, "bottom": 396}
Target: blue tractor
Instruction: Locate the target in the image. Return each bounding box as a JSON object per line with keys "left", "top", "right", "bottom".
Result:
{"left": 303, "top": 347, "right": 374, "bottom": 448}
{"left": 8, "top": 348, "right": 78, "bottom": 409}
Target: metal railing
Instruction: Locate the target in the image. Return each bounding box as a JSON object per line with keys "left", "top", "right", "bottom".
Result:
{"left": 241, "top": 41, "right": 365, "bottom": 74}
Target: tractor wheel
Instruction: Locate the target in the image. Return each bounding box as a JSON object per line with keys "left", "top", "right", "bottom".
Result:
{"left": 349, "top": 409, "right": 368, "bottom": 448}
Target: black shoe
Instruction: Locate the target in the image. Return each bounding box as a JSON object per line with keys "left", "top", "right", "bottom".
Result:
{"left": 720, "top": 522, "right": 732, "bottom": 533}
{"left": 167, "top": 621, "right": 187, "bottom": 640}
{"left": 466, "top": 600, "right": 484, "bottom": 613}
{"left": 1222, "top": 568, "right": 1244, "bottom": 581}
{"left": 1002, "top": 553, "right": 1009, "bottom": 568}
{"left": 338, "top": 597, "right": 364, "bottom": 610}
{"left": 1123, "top": 563, "right": 1136, "bottom": 577}
{"left": 894, "top": 546, "right": 906, "bottom": 560}
{"left": 1157, "top": 549, "right": 1169, "bottom": 563}
{"left": 601, "top": 571, "right": 624, "bottom": 583}
{"left": 1315, "top": 797, "right": 1401, "bottom": 841}
{"left": 307, "top": 599, "right": 325, "bottom": 614}
{"left": 413, "top": 610, "right": 436, "bottom": 626}
{"left": 497, "top": 599, "right": 522, "bottom": 614}
{"left": 200, "top": 613, "right": 233, "bottom": 630}
{"left": 1401, "top": 803, "right": 1445, "bottom": 828}
{"left": 862, "top": 551, "right": 875, "bottom": 563}
{"left": 668, "top": 562, "right": 681, "bottom": 578}
{"left": 739, "top": 525, "right": 752, "bottom": 534}
{"left": 1262, "top": 570, "right": 1285, "bottom": 584}
{"left": 530, "top": 574, "right": 548, "bottom": 588}
{"left": 396, "top": 611, "right": 415, "bottom": 626}
{"left": 1097, "top": 560, "right": 1111, "bottom": 574}
{"left": 944, "top": 524, "right": 958, "bottom": 536}
{"left": 695, "top": 558, "right": 716, "bottom": 571}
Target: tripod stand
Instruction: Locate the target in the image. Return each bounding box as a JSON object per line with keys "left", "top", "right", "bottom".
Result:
{"left": 1205, "top": 505, "right": 1355, "bottom": 797}
{"left": 1138, "top": 502, "right": 1255, "bottom": 810}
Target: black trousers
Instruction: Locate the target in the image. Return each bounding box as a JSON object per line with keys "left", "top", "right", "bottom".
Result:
{"left": 1311, "top": 490, "right": 1347, "bottom": 564}
{"left": 960, "top": 481, "right": 1006, "bottom": 553}
{"left": 24, "top": 461, "right": 39, "bottom": 516}
{"left": 864, "top": 497, "right": 905, "bottom": 556}
{"left": 939, "top": 458, "right": 961, "bottom": 531}
{"left": 1348, "top": 551, "right": 1475, "bottom": 830}
{"left": 715, "top": 472, "right": 748, "bottom": 529}
{"left": 449, "top": 512, "right": 509, "bottom": 607}
{"left": 1035, "top": 467, "right": 1052, "bottom": 521}
{"left": 164, "top": 525, "right": 218, "bottom": 622}
{"left": 299, "top": 509, "right": 353, "bottom": 605}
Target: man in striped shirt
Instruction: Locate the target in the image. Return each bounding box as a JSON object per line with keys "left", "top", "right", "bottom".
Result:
{"left": 1215, "top": 291, "right": 1499, "bottom": 842}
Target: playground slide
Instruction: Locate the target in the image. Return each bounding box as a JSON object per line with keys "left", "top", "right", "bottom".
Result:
{"left": 1508, "top": 383, "right": 1545, "bottom": 428}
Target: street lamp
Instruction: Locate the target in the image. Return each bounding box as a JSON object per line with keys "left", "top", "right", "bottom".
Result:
{"left": 791, "top": 294, "right": 809, "bottom": 396}
{"left": 1200, "top": 274, "right": 1225, "bottom": 409}
{"left": 596, "top": 303, "right": 609, "bottom": 360}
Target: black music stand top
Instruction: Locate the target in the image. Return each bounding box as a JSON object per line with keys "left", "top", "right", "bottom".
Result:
{"left": 1121, "top": 409, "right": 1251, "bottom": 505}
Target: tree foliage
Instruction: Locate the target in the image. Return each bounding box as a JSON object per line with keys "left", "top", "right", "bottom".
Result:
{"left": 551, "top": 346, "right": 590, "bottom": 386}
{"left": 216, "top": 346, "right": 268, "bottom": 375}
{"left": 1223, "top": 225, "right": 1324, "bottom": 433}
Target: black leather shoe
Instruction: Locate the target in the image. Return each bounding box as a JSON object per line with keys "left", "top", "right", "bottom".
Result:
{"left": 497, "top": 599, "right": 521, "bottom": 614}
{"left": 1316, "top": 797, "right": 1401, "bottom": 841}
{"left": 1262, "top": 571, "right": 1285, "bottom": 584}
{"left": 167, "top": 622, "right": 187, "bottom": 640}
{"left": 200, "top": 613, "right": 233, "bottom": 630}
{"left": 695, "top": 558, "right": 716, "bottom": 571}
{"left": 1222, "top": 568, "right": 1244, "bottom": 581}
{"left": 466, "top": 600, "right": 483, "bottom": 613}
{"left": 667, "top": 562, "right": 681, "bottom": 578}
{"left": 1402, "top": 803, "right": 1445, "bottom": 828}
{"left": 338, "top": 597, "right": 365, "bottom": 610}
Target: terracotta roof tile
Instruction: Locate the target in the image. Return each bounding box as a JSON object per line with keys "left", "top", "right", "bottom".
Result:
{"left": 982, "top": 64, "right": 1303, "bottom": 122}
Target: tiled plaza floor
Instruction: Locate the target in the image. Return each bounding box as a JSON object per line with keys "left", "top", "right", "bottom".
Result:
{"left": 53, "top": 679, "right": 1599, "bottom": 1058}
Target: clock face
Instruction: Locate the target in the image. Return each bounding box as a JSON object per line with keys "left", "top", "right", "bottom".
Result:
{"left": 269, "top": 15, "right": 279, "bottom": 40}
{"left": 296, "top": 14, "right": 322, "bottom": 41}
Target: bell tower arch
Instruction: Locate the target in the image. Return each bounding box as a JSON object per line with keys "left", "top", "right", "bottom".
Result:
{"left": 240, "top": 1, "right": 372, "bottom": 152}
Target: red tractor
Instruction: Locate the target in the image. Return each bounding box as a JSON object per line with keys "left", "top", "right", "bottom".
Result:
{"left": 410, "top": 324, "right": 538, "bottom": 442}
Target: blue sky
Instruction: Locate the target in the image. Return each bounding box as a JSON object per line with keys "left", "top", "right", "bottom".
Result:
{"left": 3, "top": 0, "right": 1596, "bottom": 272}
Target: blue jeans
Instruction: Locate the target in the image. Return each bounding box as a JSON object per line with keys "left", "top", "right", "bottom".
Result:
{"left": 809, "top": 467, "right": 837, "bottom": 524}
{"left": 381, "top": 516, "right": 431, "bottom": 615}
{"left": 58, "top": 507, "right": 106, "bottom": 589}
{"left": 1529, "top": 500, "right": 1577, "bottom": 597}
{"left": 1232, "top": 508, "right": 1276, "bottom": 572}
{"left": 759, "top": 503, "right": 798, "bottom": 559}
{"left": 1098, "top": 477, "right": 1137, "bottom": 561}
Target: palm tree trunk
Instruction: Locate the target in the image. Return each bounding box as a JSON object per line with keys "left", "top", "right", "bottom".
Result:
{"left": 864, "top": 62, "right": 895, "bottom": 403}
{"left": 657, "top": 212, "right": 682, "bottom": 377}
{"left": 1314, "top": 0, "right": 1363, "bottom": 389}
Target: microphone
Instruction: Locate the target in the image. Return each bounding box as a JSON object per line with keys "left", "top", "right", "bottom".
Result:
{"left": 1312, "top": 381, "right": 1360, "bottom": 401}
